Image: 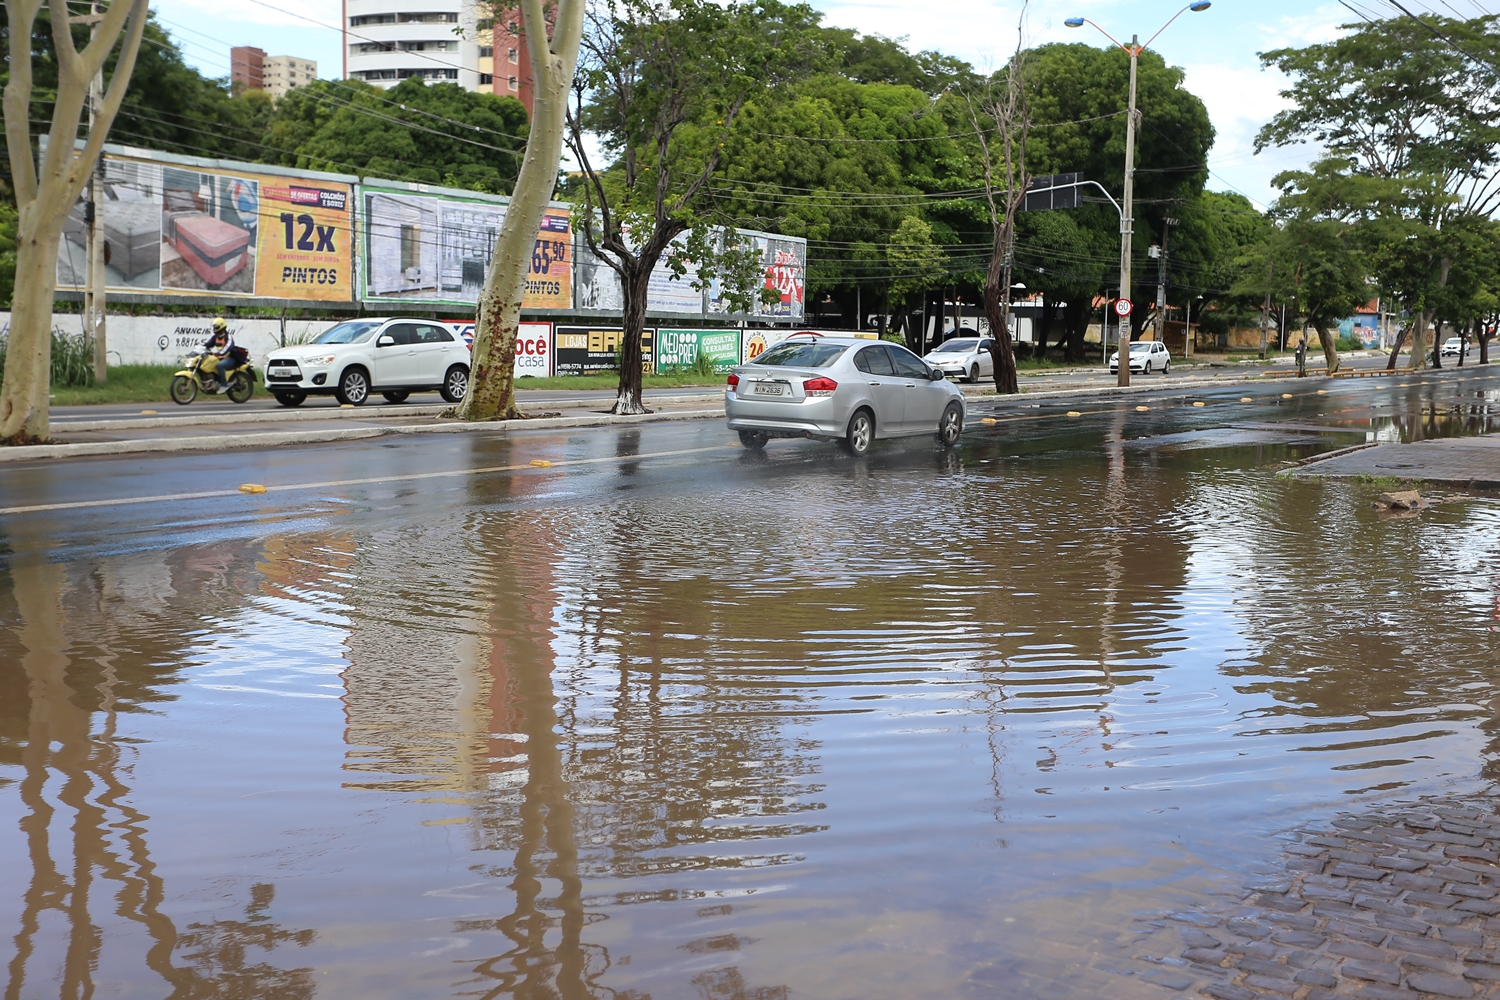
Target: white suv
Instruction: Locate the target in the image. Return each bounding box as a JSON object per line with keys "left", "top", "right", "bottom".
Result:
{"left": 263, "top": 318, "right": 471, "bottom": 407}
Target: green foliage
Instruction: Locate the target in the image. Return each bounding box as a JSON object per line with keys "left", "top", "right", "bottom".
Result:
{"left": 0, "top": 196, "right": 16, "bottom": 309}
{"left": 885, "top": 217, "right": 947, "bottom": 305}
{"left": 0, "top": 329, "right": 96, "bottom": 389}
{"left": 263, "top": 78, "right": 528, "bottom": 193}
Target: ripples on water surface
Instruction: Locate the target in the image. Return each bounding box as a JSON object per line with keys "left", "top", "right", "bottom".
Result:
{"left": 3, "top": 404, "right": 1500, "bottom": 999}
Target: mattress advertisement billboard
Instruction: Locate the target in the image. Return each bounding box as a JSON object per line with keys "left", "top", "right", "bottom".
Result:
{"left": 359, "top": 184, "right": 571, "bottom": 310}
{"left": 56, "top": 148, "right": 354, "bottom": 302}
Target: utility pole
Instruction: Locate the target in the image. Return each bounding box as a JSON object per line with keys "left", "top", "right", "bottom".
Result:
{"left": 1156, "top": 217, "right": 1175, "bottom": 341}
{"left": 1117, "top": 35, "right": 1139, "bottom": 387}
{"left": 77, "top": 2, "right": 107, "bottom": 386}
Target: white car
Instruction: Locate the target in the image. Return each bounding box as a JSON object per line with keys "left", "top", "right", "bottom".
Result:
{"left": 923, "top": 336, "right": 996, "bottom": 382}
{"left": 1109, "top": 340, "right": 1171, "bottom": 374}
{"left": 1441, "top": 337, "right": 1465, "bottom": 358}
{"left": 263, "top": 318, "right": 471, "bottom": 407}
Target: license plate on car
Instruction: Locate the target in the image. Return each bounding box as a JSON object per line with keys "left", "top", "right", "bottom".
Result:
{"left": 754, "top": 383, "right": 785, "bottom": 396}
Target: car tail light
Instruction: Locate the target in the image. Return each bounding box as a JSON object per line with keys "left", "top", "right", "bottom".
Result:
{"left": 803, "top": 376, "right": 837, "bottom": 396}
{"left": 727, "top": 374, "right": 740, "bottom": 389}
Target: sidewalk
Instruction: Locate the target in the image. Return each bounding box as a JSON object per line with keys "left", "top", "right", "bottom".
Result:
{"left": 1293, "top": 435, "right": 1500, "bottom": 490}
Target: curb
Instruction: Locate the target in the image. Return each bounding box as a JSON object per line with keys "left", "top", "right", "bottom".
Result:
{"left": 0, "top": 408, "right": 723, "bottom": 463}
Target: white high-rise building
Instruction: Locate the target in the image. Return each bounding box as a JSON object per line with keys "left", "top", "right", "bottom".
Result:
{"left": 343, "top": 0, "right": 489, "bottom": 93}
{"left": 263, "top": 56, "right": 318, "bottom": 99}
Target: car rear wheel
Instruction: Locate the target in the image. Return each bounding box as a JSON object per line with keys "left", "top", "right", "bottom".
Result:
{"left": 1163, "top": 361, "right": 1170, "bottom": 374}
{"left": 441, "top": 365, "right": 469, "bottom": 403}
{"left": 335, "top": 367, "right": 370, "bottom": 406}
{"left": 738, "top": 429, "right": 769, "bottom": 450}
{"left": 273, "top": 390, "right": 306, "bottom": 407}
{"left": 382, "top": 390, "right": 410, "bottom": 403}
{"left": 936, "top": 402, "right": 963, "bottom": 448}
{"left": 841, "top": 409, "right": 874, "bottom": 456}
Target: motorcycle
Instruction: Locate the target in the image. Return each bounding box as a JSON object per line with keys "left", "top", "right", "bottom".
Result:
{"left": 171, "top": 351, "right": 257, "bottom": 405}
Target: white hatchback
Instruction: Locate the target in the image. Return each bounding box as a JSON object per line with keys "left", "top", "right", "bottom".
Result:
{"left": 263, "top": 318, "right": 472, "bottom": 407}
{"left": 1109, "top": 340, "right": 1171, "bottom": 374}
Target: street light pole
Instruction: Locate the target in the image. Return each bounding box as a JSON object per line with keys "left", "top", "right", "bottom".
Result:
{"left": 1065, "top": 3, "right": 1210, "bottom": 388}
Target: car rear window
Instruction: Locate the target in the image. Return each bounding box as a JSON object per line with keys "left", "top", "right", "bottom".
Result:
{"left": 753, "top": 341, "right": 848, "bottom": 368}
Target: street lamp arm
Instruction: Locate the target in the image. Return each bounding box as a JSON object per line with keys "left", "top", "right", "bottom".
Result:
{"left": 1069, "top": 17, "right": 1133, "bottom": 53}
{"left": 1142, "top": 3, "right": 1209, "bottom": 51}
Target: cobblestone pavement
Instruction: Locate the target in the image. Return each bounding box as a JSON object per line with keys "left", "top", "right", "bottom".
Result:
{"left": 1118, "top": 796, "right": 1500, "bottom": 999}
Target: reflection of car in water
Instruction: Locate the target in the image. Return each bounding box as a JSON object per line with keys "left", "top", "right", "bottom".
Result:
{"left": 262, "top": 318, "right": 471, "bottom": 407}
{"left": 725, "top": 334, "right": 966, "bottom": 456}
{"left": 923, "top": 337, "right": 996, "bottom": 382}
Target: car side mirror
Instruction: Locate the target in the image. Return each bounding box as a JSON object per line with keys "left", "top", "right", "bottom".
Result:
{"left": 377, "top": 335, "right": 394, "bottom": 347}
{"left": 930, "top": 368, "right": 945, "bottom": 380}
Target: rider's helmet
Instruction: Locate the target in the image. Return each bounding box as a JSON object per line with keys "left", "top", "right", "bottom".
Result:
{"left": 211, "top": 317, "right": 228, "bottom": 336}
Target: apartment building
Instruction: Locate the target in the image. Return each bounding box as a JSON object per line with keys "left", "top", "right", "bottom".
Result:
{"left": 487, "top": 18, "right": 534, "bottom": 113}
{"left": 264, "top": 56, "right": 318, "bottom": 99}
{"left": 343, "top": 0, "right": 489, "bottom": 93}
{"left": 230, "top": 46, "right": 264, "bottom": 93}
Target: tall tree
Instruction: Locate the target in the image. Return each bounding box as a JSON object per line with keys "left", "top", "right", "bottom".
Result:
{"left": 2, "top": 0, "right": 149, "bottom": 445}
{"left": 1258, "top": 13, "right": 1500, "bottom": 368}
{"left": 458, "top": 0, "right": 584, "bottom": 422}
{"left": 567, "top": 0, "right": 825, "bottom": 415}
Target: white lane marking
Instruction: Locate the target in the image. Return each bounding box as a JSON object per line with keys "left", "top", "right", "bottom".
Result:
{"left": 0, "top": 444, "right": 730, "bottom": 516}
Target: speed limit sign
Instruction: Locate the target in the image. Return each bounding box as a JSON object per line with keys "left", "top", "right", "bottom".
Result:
{"left": 1113, "top": 298, "right": 1134, "bottom": 317}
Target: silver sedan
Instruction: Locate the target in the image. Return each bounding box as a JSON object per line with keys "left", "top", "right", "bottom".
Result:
{"left": 725, "top": 336, "right": 966, "bottom": 455}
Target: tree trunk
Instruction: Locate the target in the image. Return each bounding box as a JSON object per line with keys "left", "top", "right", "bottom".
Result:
{"left": 982, "top": 248, "right": 1019, "bottom": 394}
{"left": 0, "top": 212, "right": 67, "bottom": 443}
{"left": 1062, "top": 297, "right": 1088, "bottom": 363}
{"left": 1407, "top": 312, "right": 1428, "bottom": 371}
{"left": 1387, "top": 319, "right": 1412, "bottom": 371}
{"left": 613, "top": 264, "right": 652, "bottom": 415}
{"left": 1312, "top": 318, "right": 1340, "bottom": 375}
{"left": 458, "top": 0, "right": 581, "bottom": 421}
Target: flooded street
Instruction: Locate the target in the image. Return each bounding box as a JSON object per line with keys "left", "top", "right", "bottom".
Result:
{"left": 4, "top": 375, "right": 1500, "bottom": 999}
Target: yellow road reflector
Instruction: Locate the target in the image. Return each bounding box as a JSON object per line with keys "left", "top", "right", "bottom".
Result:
{"left": 980, "top": 417, "right": 998, "bottom": 425}
{"left": 1240, "top": 396, "right": 1253, "bottom": 402}
{"left": 529, "top": 459, "right": 553, "bottom": 468}
{"left": 1066, "top": 410, "right": 1082, "bottom": 417}
{"left": 1192, "top": 401, "right": 1206, "bottom": 407}
{"left": 238, "top": 483, "right": 267, "bottom": 494}
{"left": 1317, "top": 389, "right": 1328, "bottom": 395}
{"left": 1135, "top": 405, "right": 1149, "bottom": 412}
{"left": 1281, "top": 393, "right": 1294, "bottom": 398}
{"left": 340, "top": 403, "right": 355, "bottom": 408}
{"left": 139, "top": 409, "right": 157, "bottom": 415}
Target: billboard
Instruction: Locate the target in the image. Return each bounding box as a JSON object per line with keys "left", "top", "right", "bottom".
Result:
{"left": 359, "top": 184, "right": 570, "bottom": 310}
{"left": 56, "top": 148, "right": 355, "bottom": 302}
{"left": 443, "top": 320, "right": 553, "bottom": 377}
{"left": 554, "top": 326, "right": 655, "bottom": 376}
{"left": 657, "top": 328, "right": 740, "bottom": 373}
{"left": 574, "top": 227, "right": 807, "bottom": 320}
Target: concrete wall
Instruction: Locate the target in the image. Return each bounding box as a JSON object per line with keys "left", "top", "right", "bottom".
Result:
{"left": 0, "top": 313, "right": 343, "bottom": 366}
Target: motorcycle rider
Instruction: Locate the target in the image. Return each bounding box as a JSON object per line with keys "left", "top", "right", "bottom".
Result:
{"left": 201, "top": 318, "right": 247, "bottom": 391}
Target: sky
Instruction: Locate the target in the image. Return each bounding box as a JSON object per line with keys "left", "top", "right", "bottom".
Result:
{"left": 145, "top": 0, "right": 1483, "bottom": 211}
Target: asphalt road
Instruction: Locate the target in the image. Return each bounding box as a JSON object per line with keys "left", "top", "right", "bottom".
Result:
{"left": 9, "top": 369, "right": 1495, "bottom": 554}
{"left": 48, "top": 353, "right": 1417, "bottom": 427}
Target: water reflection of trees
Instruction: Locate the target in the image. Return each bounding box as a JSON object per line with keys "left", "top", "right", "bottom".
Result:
{"left": 0, "top": 543, "right": 319, "bottom": 999}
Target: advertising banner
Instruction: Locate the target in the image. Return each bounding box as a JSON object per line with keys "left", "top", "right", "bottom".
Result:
{"left": 756, "top": 235, "right": 807, "bottom": 319}
{"left": 360, "top": 184, "right": 570, "bottom": 310}
{"left": 656, "top": 328, "right": 740, "bottom": 373}
{"left": 554, "top": 326, "right": 655, "bottom": 376}
{"left": 56, "top": 148, "right": 355, "bottom": 302}
{"left": 443, "top": 320, "right": 553, "bottom": 377}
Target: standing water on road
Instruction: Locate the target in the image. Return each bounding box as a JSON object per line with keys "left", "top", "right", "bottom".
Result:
{"left": 3, "top": 378, "right": 1499, "bottom": 999}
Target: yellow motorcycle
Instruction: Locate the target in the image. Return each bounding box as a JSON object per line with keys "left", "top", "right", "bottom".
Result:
{"left": 170, "top": 351, "right": 256, "bottom": 405}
